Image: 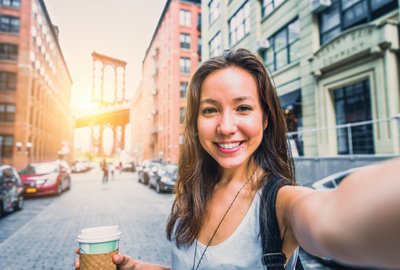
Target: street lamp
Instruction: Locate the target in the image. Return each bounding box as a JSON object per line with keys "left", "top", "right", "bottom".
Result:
{"left": 15, "top": 141, "right": 33, "bottom": 164}
{"left": 26, "top": 142, "right": 32, "bottom": 157}
{"left": 16, "top": 141, "right": 23, "bottom": 152}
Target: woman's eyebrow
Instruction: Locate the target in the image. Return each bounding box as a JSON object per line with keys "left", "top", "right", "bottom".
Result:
{"left": 200, "top": 98, "right": 218, "bottom": 105}
{"left": 233, "top": 96, "right": 255, "bottom": 102}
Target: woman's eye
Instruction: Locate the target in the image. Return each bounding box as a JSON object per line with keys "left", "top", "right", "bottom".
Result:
{"left": 237, "top": 105, "right": 252, "bottom": 112}
{"left": 202, "top": 107, "right": 217, "bottom": 115}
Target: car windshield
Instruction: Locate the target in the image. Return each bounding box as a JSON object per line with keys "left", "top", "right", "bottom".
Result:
{"left": 21, "top": 162, "right": 58, "bottom": 175}
{"left": 164, "top": 164, "right": 178, "bottom": 174}
{"left": 322, "top": 181, "right": 336, "bottom": 188}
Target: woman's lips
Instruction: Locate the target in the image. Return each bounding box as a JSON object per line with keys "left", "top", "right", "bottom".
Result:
{"left": 214, "top": 141, "right": 243, "bottom": 154}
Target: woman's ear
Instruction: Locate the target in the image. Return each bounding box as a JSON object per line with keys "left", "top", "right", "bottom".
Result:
{"left": 263, "top": 115, "right": 268, "bottom": 129}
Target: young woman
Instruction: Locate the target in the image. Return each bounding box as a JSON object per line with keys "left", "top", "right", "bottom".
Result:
{"left": 75, "top": 49, "right": 400, "bottom": 270}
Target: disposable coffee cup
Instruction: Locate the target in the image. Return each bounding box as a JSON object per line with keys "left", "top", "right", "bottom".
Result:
{"left": 77, "top": 225, "right": 121, "bottom": 270}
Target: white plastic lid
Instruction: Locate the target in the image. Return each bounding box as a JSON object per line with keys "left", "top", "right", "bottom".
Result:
{"left": 77, "top": 225, "right": 121, "bottom": 244}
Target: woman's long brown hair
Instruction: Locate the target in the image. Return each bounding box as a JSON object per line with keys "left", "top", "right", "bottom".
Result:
{"left": 166, "top": 48, "right": 295, "bottom": 247}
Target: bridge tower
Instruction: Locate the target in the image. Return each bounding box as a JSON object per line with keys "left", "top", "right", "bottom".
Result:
{"left": 90, "top": 52, "right": 128, "bottom": 156}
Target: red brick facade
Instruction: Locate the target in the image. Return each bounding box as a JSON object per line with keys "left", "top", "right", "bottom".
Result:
{"left": 0, "top": 0, "right": 73, "bottom": 169}
{"left": 131, "top": 0, "right": 201, "bottom": 163}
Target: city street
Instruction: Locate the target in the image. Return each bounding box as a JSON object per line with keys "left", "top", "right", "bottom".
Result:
{"left": 0, "top": 168, "right": 330, "bottom": 270}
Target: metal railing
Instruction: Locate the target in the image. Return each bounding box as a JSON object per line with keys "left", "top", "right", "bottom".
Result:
{"left": 287, "top": 114, "right": 400, "bottom": 157}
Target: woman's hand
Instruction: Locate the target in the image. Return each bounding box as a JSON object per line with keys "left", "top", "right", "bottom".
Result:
{"left": 74, "top": 248, "right": 170, "bottom": 270}
{"left": 74, "top": 248, "right": 140, "bottom": 270}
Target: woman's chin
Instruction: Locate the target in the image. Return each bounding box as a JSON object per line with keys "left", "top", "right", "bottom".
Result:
{"left": 215, "top": 157, "right": 249, "bottom": 170}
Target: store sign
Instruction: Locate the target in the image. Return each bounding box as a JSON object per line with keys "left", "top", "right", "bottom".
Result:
{"left": 311, "top": 23, "right": 398, "bottom": 76}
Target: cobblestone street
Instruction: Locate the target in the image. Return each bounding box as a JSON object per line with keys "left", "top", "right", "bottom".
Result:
{"left": 0, "top": 168, "right": 331, "bottom": 270}
{"left": 0, "top": 169, "right": 173, "bottom": 269}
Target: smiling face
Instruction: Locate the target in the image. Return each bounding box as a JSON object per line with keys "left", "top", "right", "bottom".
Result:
{"left": 197, "top": 67, "right": 267, "bottom": 172}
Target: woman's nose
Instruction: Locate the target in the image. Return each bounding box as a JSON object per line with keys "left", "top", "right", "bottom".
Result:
{"left": 217, "top": 113, "right": 237, "bottom": 134}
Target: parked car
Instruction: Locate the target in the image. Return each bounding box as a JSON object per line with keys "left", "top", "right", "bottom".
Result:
{"left": 0, "top": 164, "right": 24, "bottom": 217}
{"left": 71, "top": 161, "right": 91, "bottom": 173}
{"left": 137, "top": 160, "right": 162, "bottom": 185}
{"left": 121, "top": 161, "right": 136, "bottom": 172}
{"left": 149, "top": 163, "right": 178, "bottom": 193}
{"left": 312, "top": 166, "right": 364, "bottom": 191}
{"left": 19, "top": 160, "right": 71, "bottom": 197}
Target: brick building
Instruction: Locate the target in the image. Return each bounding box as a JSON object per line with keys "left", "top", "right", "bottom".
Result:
{"left": 201, "top": 0, "right": 400, "bottom": 157}
{"left": 131, "top": 0, "right": 201, "bottom": 163}
{"left": 0, "top": 0, "right": 73, "bottom": 169}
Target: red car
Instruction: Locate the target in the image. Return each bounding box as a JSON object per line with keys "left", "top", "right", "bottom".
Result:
{"left": 19, "top": 161, "right": 71, "bottom": 197}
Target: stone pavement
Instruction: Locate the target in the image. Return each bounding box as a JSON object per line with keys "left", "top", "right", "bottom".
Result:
{"left": 0, "top": 169, "right": 174, "bottom": 270}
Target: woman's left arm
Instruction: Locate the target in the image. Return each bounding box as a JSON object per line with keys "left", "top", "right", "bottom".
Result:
{"left": 282, "top": 158, "right": 400, "bottom": 268}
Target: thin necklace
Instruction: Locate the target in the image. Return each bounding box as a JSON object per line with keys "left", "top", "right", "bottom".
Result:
{"left": 192, "top": 177, "right": 252, "bottom": 270}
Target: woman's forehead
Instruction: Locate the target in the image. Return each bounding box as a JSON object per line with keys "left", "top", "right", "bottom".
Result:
{"left": 199, "top": 67, "right": 259, "bottom": 99}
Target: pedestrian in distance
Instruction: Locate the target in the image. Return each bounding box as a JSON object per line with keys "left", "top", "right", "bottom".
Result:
{"left": 101, "top": 159, "right": 109, "bottom": 184}
{"left": 110, "top": 163, "right": 115, "bottom": 180}
{"left": 118, "top": 161, "right": 123, "bottom": 175}
{"left": 75, "top": 48, "right": 400, "bottom": 270}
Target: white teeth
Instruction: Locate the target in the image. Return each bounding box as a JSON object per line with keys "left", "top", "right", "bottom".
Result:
{"left": 218, "top": 142, "right": 241, "bottom": 149}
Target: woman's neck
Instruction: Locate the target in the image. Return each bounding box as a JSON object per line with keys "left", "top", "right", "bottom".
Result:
{"left": 218, "top": 162, "right": 264, "bottom": 188}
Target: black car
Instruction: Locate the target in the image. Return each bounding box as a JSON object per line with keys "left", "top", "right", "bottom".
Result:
{"left": 0, "top": 164, "right": 24, "bottom": 217}
{"left": 149, "top": 163, "right": 178, "bottom": 193}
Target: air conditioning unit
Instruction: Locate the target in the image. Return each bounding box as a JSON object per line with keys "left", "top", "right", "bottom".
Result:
{"left": 256, "top": 40, "right": 270, "bottom": 52}
{"left": 310, "top": 0, "right": 331, "bottom": 13}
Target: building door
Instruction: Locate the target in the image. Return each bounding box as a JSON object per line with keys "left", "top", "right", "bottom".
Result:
{"left": 334, "top": 80, "right": 374, "bottom": 154}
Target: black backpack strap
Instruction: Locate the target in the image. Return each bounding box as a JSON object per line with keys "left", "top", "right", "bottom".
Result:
{"left": 260, "top": 177, "right": 304, "bottom": 270}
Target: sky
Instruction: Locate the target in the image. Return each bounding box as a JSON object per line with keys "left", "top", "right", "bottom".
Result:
{"left": 44, "top": 0, "right": 166, "bottom": 110}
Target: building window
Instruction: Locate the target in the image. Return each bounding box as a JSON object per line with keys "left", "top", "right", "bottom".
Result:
{"left": 180, "top": 82, "right": 188, "bottom": 98}
{"left": 209, "top": 0, "right": 221, "bottom": 24}
{"left": 180, "top": 9, "right": 192, "bottom": 27}
{"left": 0, "top": 43, "right": 18, "bottom": 60}
{"left": 198, "top": 35, "right": 202, "bottom": 62}
{"left": 0, "top": 103, "right": 16, "bottom": 122}
{"left": 180, "top": 107, "right": 186, "bottom": 124}
{"left": 180, "top": 33, "right": 191, "bottom": 49}
{"left": 319, "top": 0, "right": 398, "bottom": 45}
{"left": 197, "top": 12, "right": 202, "bottom": 31}
{"left": 180, "top": 57, "right": 191, "bottom": 74}
{"left": 334, "top": 79, "right": 374, "bottom": 154}
{"left": 262, "top": 19, "right": 300, "bottom": 72}
{"left": 209, "top": 32, "right": 222, "bottom": 58}
{"left": 0, "top": 72, "right": 17, "bottom": 91}
{"left": 0, "top": 134, "right": 13, "bottom": 158}
{"left": 229, "top": 1, "right": 251, "bottom": 46}
{"left": 1, "top": 0, "right": 20, "bottom": 8}
{"left": 0, "top": 16, "right": 20, "bottom": 33}
{"left": 261, "top": 0, "right": 284, "bottom": 17}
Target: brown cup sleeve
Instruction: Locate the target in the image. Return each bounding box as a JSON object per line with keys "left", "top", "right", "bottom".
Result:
{"left": 80, "top": 250, "right": 118, "bottom": 270}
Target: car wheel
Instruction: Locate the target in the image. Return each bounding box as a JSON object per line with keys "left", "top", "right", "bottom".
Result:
{"left": 0, "top": 201, "right": 4, "bottom": 218}
{"left": 66, "top": 179, "right": 71, "bottom": 190}
{"left": 57, "top": 184, "right": 63, "bottom": 195}
{"left": 14, "top": 195, "right": 24, "bottom": 211}
{"left": 156, "top": 183, "right": 161, "bottom": 193}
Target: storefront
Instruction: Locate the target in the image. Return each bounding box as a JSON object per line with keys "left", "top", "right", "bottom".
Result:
{"left": 309, "top": 21, "right": 399, "bottom": 156}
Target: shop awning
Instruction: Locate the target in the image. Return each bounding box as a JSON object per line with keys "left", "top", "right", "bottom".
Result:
{"left": 279, "top": 90, "right": 301, "bottom": 110}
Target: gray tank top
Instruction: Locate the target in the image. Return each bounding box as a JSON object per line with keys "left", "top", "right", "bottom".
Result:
{"left": 171, "top": 192, "right": 299, "bottom": 269}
